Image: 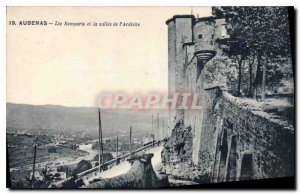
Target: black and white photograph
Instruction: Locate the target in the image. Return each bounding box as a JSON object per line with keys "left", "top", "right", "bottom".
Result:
{"left": 4, "top": 4, "right": 296, "bottom": 190}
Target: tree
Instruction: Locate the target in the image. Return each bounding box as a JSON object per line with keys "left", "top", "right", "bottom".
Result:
{"left": 224, "top": 39, "right": 249, "bottom": 97}
{"left": 72, "top": 160, "right": 92, "bottom": 176}
{"left": 213, "top": 7, "right": 251, "bottom": 96}
{"left": 48, "top": 146, "right": 57, "bottom": 153}
{"left": 247, "top": 52, "right": 256, "bottom": 97}
{"left": 212, "top": 7, "right": 291, "bottom": 100}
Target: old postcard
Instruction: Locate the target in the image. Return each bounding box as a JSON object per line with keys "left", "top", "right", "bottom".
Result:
{"left": 6, "top": 6, "right": 295, "bottom": 189}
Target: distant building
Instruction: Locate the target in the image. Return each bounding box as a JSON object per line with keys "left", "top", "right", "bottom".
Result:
{"left": 103, "top": 138, "right": 112, "bottom": 144}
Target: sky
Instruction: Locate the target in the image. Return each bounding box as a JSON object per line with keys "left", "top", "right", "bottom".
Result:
{"left": 7, "top": 7, "right": 211, "bottom": 107}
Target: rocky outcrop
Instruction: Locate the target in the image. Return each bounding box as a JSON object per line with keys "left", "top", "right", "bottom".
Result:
{"left": 83, "top": 154, "right": 169, "bottom": 189}
{"left": 161, "top": 120, "right": 196, "bottom": 180}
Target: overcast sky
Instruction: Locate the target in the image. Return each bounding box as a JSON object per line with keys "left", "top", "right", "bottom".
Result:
{"left": 7, "top": 7, "right": 211, "bottom": 107}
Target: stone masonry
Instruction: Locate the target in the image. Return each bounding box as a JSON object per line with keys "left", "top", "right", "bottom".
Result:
{"left": 162, "top": 14, "right": 294, "bottom": 183}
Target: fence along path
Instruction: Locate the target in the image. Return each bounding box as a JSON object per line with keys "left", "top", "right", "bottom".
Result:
{"left": 78, "top": 139, "right": 165, "bottom": 180}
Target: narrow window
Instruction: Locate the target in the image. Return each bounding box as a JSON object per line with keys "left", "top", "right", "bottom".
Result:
{"left": 198, "top": 34, "right": 202, "bottom": 39}
{"left": 221, "top": 24, "right": 227, "bottom": 38}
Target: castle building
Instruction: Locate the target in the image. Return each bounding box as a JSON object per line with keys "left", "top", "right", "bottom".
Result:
{"left": 166, "top": 15, "right": 228, "bottom": 131}
{"left": 163, "top": 15, "right": 294, "bottom": 183}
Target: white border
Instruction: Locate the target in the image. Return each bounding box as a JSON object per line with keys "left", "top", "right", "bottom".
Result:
{"left": 0, "top": 0, "right": 298, "bottom": 6}
{"left": 1, "top": 0, "right": 298, "bottom": 193}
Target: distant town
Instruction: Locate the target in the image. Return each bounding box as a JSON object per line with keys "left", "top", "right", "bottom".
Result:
{"left": 7, "top": 104, "right": 168, "bottom": 188}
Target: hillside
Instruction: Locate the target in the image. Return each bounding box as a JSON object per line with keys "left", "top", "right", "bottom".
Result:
{"left": 6, "top": 103, "right": 167, "bottom": 138}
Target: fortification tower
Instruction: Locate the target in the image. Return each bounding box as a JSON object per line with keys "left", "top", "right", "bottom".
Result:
{"left": 164, "top": 15, "right": 219, "bottom": 179}
{"left": 189, "top": 17, "right": 217, "bottom": 166}
{"left": 193, "top": 17, "right": 217, "bottom": 83}
{"left": 166, "top": 15, "right": 195, "bottom": 131}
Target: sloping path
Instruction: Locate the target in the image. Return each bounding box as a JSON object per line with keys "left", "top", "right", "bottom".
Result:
{"left": 85, "top": 146, "right": 163, "bottom": 182}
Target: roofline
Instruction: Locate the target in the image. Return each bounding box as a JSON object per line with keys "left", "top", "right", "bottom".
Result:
{"left": 166, "top": 15, "right": 226, "bottom": 25}
{"left": 195, "top": 16, "right": 217, "bottom": 23}
{"left": 165, "top": 15, "right": 195, "bottom": 25}
{"left": 195, "top": 16, "right": 227, "bottom": 23}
